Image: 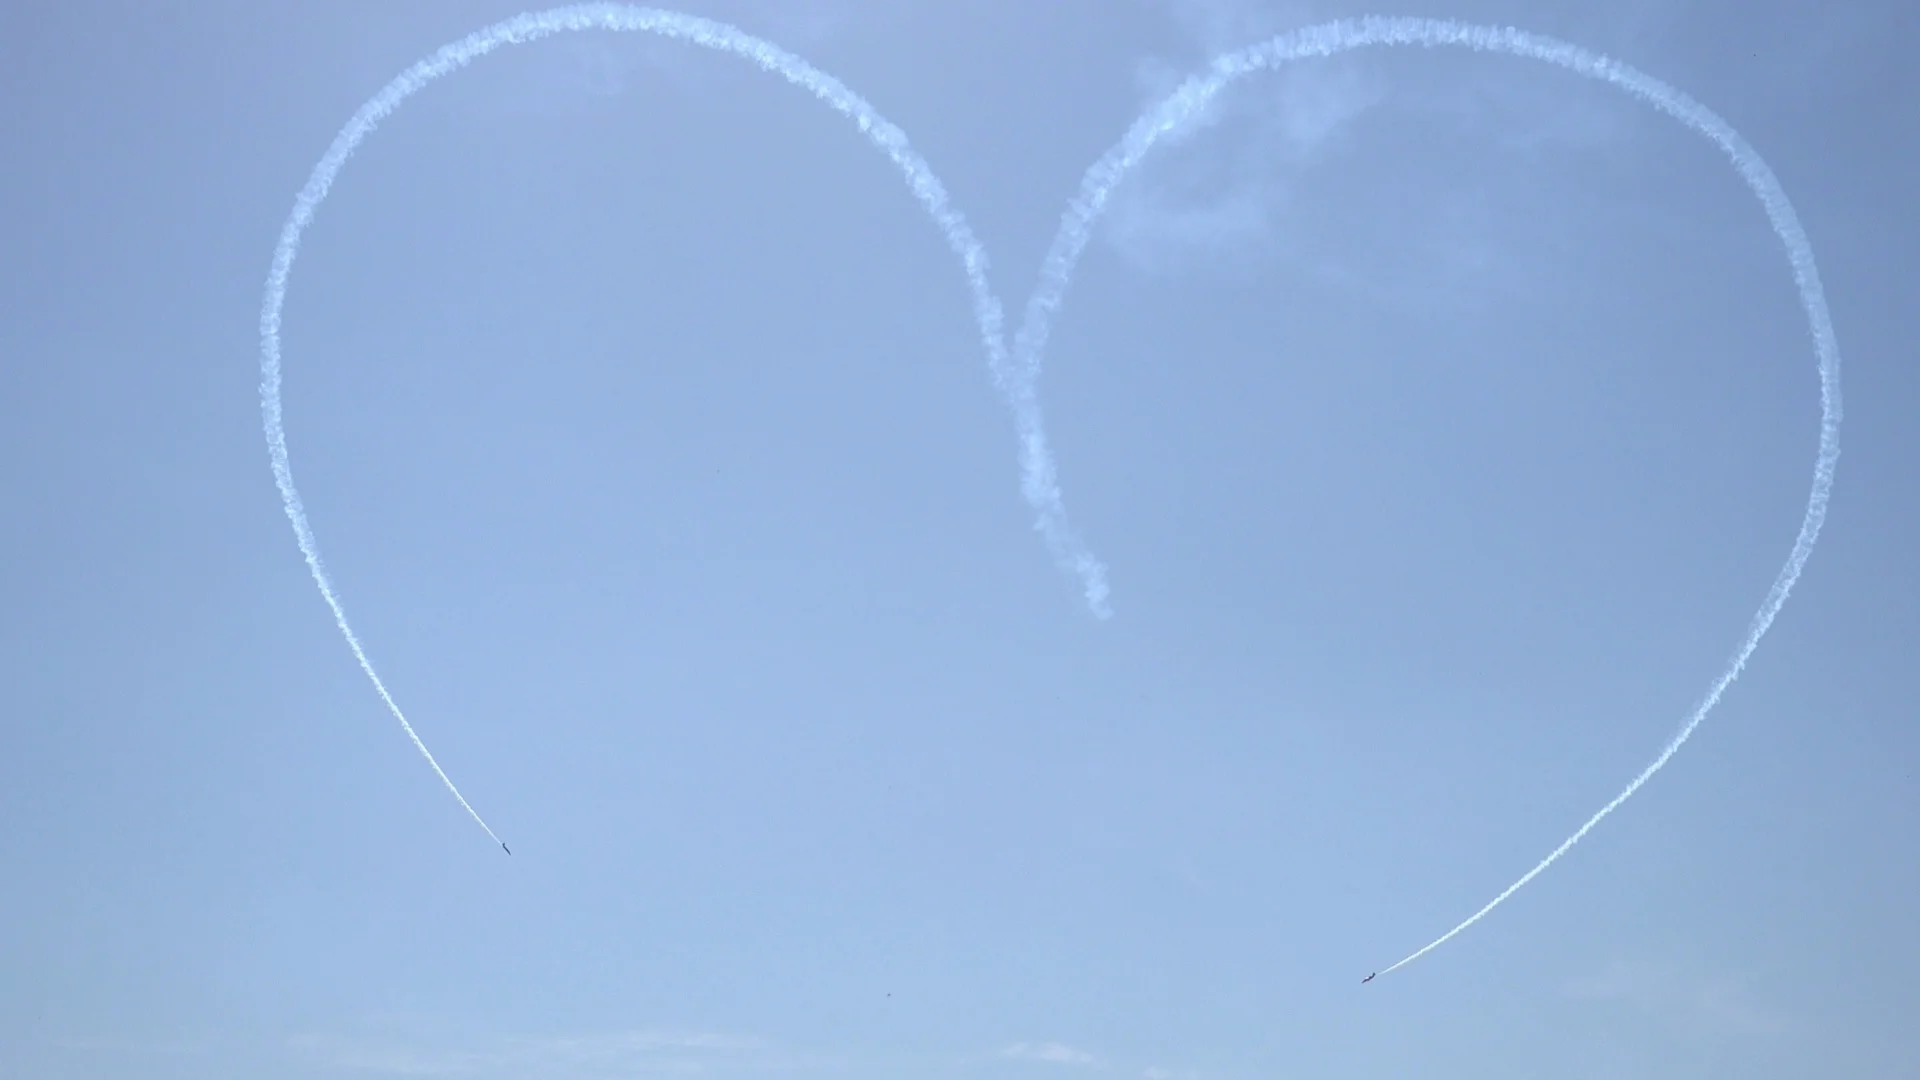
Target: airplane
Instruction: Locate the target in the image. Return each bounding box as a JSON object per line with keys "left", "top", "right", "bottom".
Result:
{"left": 502, "top": 843, "right": 512, "bottom": 855}
{"left": 1361, "top": 973, "right": 1376, "bottom": 984}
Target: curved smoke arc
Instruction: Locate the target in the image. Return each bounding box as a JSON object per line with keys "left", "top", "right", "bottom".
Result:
{"left": 1017, "top": 18, "right": 1841, "bottom": 976}
{"left": 260, "top": 4, "right": 1106, "bottom": 849}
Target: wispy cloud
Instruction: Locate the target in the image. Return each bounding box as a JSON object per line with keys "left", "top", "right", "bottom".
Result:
{"left": 1566, "top": 959, "right": 1801, "bottom": 1039}
{"left": 1106, "top": 0, "right": 1673, "bottom": 313}
{"left": 1002, "top": 1041, "right": 1103, "bottom": 1068}
{"left": 998, "top": 1038, "right": 1206, "bottom": 1080}
{"left": 1107, "top": 1, "right": 1386, "bottom": 276}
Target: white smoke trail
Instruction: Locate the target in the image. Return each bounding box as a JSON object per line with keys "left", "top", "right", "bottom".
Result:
{"left": 259, "top": 3, "right": 1110, "bottom": 846}
{"left": 1015, "top": 18, "right": 1841, "bottom": 976}
{"left": 266, "top": 7, "right": 1840, "bottom": 967}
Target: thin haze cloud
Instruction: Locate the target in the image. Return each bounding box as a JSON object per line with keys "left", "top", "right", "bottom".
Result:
{"left": 260, "top": 6, "right": 1840, "bottom": 975}
{"left": 1108, "top": 23, "right": 1389, "bottom": 276}
{"left": 1003, "top": 1041, "right": 1102, "bottom": 1067}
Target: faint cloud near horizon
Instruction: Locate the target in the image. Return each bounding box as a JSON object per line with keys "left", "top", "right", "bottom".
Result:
{"left": 1006, "top": 1037, "right": 1198, "bottom": 1076}
{"left": 1000, "top": 1039, "right": 1207, "bottom": 1080}
{"left": 1002, "top": 1040, "right": 1103, "bottom": 1068}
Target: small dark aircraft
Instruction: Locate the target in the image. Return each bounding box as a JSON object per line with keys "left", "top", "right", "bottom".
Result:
{"left": 1361, "top": 973, "right": 1376, "bottom": 984}
{"left": 502, "top": 843, "right": 512, "bottom": 855}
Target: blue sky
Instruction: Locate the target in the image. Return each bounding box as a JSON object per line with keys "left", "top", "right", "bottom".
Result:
{"left": 2, "top": 1, "right": 1916, "bottom": 1077}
